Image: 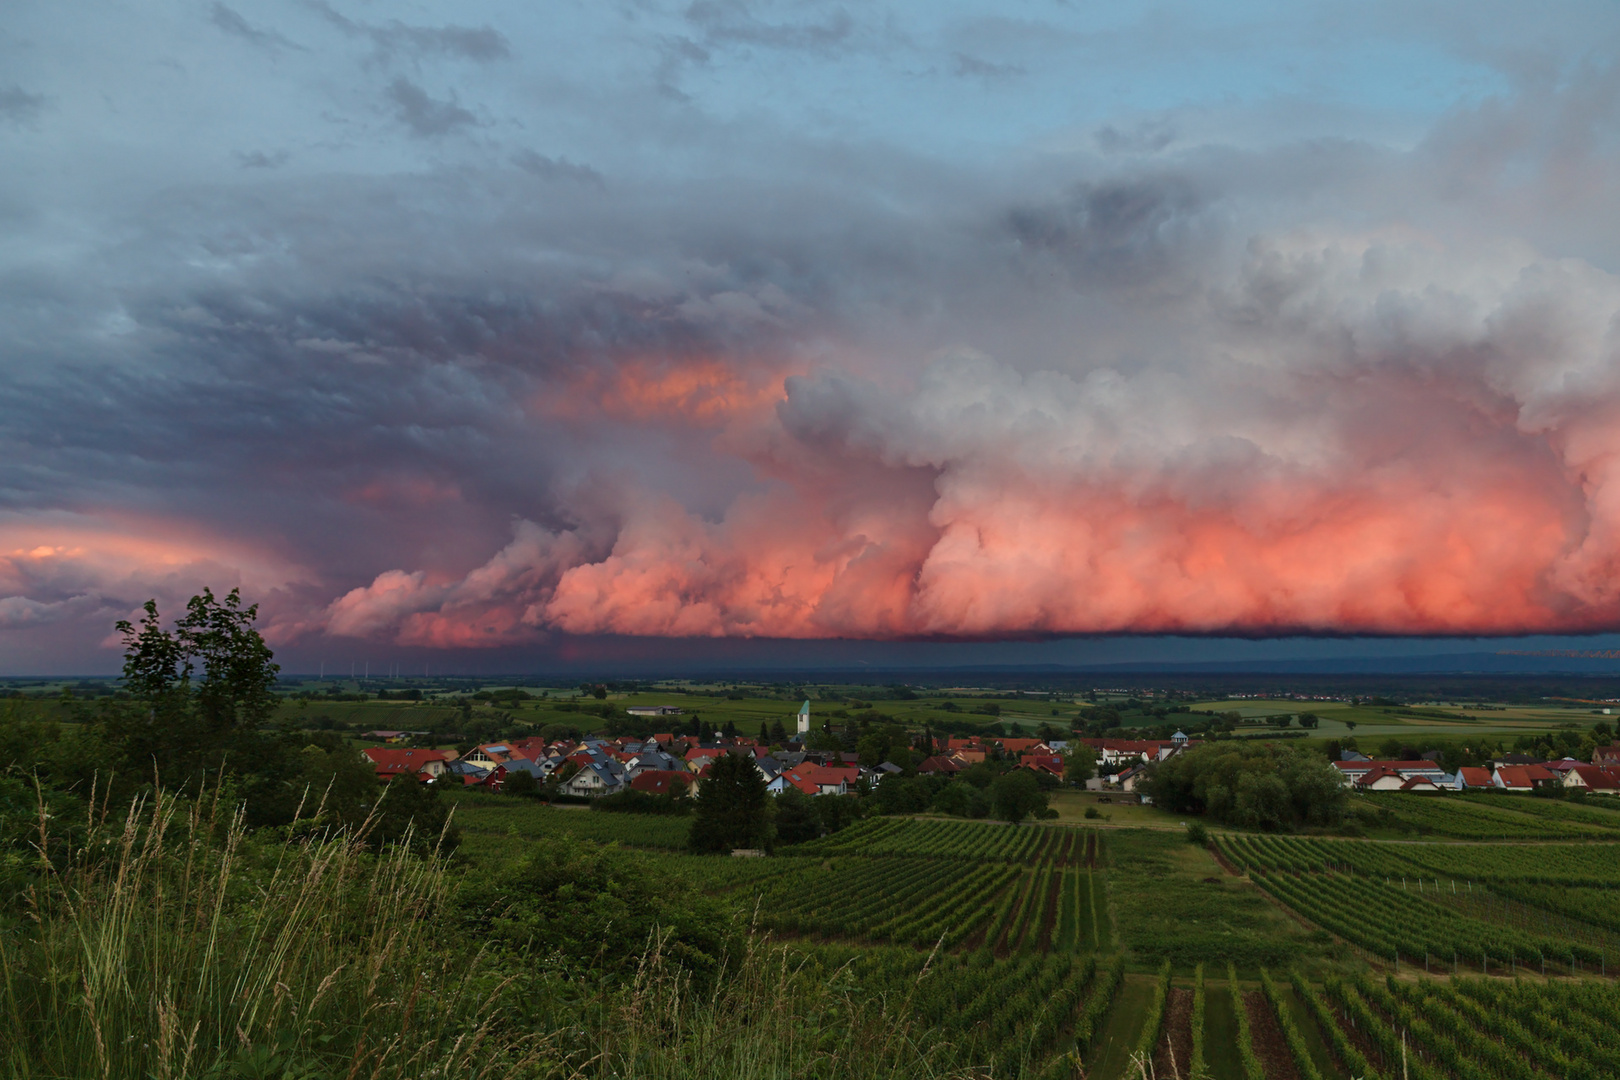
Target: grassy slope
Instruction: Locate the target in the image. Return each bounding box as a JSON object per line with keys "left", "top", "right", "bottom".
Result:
{"left": 1105, "top": 830, "right": 1331, "bottom": 971}
{"left": 1201, "top": 982, "right": 1248, "bottom": 1080}
{"left": 1083, "top": 975, "right": 1154, "bottom": 1080}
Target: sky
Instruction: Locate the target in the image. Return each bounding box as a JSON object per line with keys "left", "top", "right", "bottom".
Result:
{"left": 5, "top": 1, "right": 1620, "bottom": 674}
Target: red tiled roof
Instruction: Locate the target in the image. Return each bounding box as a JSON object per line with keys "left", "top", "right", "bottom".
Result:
{"left": 917, "top": 755, "right": 961, "bottom": 774}
{"left": 1354, "top": 766, "right": 1403, "bottom": 787}
{"left": 1495, "top": 764, "right": 1557, "bottom": 788}
{"left": 778, "top": 764, "right": 853, "bottom": 794}
{"left": 630, "top": 769, "right": 692, "bottom": 795}
{"left": 1566, "top": 764, "right": 1620, "bottom": 790}
{"left": 1019, "top": 753, "right": 1064, "bottom": 775}
{"left": 363, "top": 747, "right": 447, "bottom": 780}
{"left": 1457, "top": 767, "right": 1493, "bottom": 786}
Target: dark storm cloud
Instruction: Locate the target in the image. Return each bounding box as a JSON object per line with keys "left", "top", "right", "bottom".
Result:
{"left": 0, "top": 85, "right": 46, "bottom": 126}
{"left": 385, "top": 78, "right": 477, "bottom": 137}
{"left": 511, "top": 150, "right": 606, "bottom": 189}
{"left": 685, "top": 1, "right": 855, "bottom": 53}
{"left": 210, "top": 3, "right": 305, "bottom": 51}
{"left": 1004, "top": 176, "right": 1207, "bottom": 288}
{"left": 236, "top": 149, "right": 290, "bottom": 169}
{"left": 1094, "top": 120, "right": 1176, "bottom": 155}
{"left": 951, "top": 52, "right": 1024, "bottom": 81}
{"left": 308, "top": 2, "right": 511, "bottom": 64}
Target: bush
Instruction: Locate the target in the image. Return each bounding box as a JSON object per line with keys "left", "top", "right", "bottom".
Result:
{"left": 456, "top": 836, "right": 729, "bottom": 982}
{"left": 1186, "top": 820, "right": 1209, "bottom": 846}
{"left": 592, "top": 787, "right": 690, "bottom": 815}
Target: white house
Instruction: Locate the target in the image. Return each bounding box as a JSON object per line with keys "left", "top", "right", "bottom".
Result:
{"left": 565, "top": 761, "right": 626, "bottom": 797}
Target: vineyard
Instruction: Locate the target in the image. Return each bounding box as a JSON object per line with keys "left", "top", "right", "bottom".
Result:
{"left": 1359, "top": 791, "right": 1620, "bottom": 839}
{"left": 737, "top": 818, "right": 1620, "bottom": 1078}
{"left": 1215, "top": 834, "right": 1620, "bottom": 974}
{"left": 439, "top": 806, "right": 1620, "bottom": 1079}
{"left": 727, "top": 822, "right": 1109, "bottom": 951}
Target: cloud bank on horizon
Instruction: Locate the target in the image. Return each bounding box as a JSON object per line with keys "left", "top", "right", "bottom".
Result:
{"left": 5, "top": 0, "right": 1620, "bottom": 668}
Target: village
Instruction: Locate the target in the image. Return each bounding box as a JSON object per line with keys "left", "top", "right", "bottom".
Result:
{"left": 357, "top": 699, "right": 1207, "bottom": 801}
{"left": 359, "top": 697, "right": 1620, "bottom": 806}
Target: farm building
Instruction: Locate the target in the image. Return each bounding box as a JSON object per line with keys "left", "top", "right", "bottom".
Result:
{"left": 362, "top": 747, "right": 449, "bottom": 781}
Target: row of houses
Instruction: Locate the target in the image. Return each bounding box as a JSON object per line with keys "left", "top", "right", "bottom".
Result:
{"left": 361, "top": 731, "right": 902, "bottom": 799}
{"left": 361, "top": 723, "right": 1213, "bottom": 802}
{"left": 1331, "top": 755, "right": 1620, "bottom": 794}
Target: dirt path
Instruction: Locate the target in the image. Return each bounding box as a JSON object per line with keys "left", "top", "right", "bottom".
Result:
{"left": 1154, "top": 987, "right": 1193, "bottom": 1079}
{"left": 1035, "top": 870, "right": 1061, "bottom": 951}
{"left": 1243, "top": 990, "right": 1302, "bottom": 1080}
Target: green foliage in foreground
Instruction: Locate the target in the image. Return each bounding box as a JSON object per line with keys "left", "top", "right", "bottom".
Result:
{"left": 0, "top": 786, "right": 1003, "bottom": 1080}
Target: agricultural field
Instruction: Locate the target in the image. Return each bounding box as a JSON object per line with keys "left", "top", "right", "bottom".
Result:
{"left": 1190, "top": 695, "right": 1609, "bottom": 740}
{"left": 1218, "top": 834, "right": 1620, "bottom": 975}
{"left": 441, "top": 798, "right": 1620, "bottom": 1079}
{"left": 711, "top": 816, "right": 1620, "bottom": 1078}
{"left": 1358, "top": 791, "right": 1620, "bottom": 839}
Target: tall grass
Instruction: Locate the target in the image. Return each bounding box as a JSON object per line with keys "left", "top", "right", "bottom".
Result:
{"left": 0, "top": 782, "right": 994, "bottom": 1080}
{"left": 0, "top": 781, "right": 543, "bottom": 1080}
{"left": 595, "top": 930, "right": 977, "bottom": 1080}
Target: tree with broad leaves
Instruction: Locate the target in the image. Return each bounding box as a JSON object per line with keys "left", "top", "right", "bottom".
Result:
{"left": 107, "top": 588, "right": 280, "bottom": 787}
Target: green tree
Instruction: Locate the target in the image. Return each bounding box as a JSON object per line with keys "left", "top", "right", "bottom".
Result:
{"left": 1298, "top": 712, "right": 1319, "bottom": 729}
{"left": 688, "top": 753, "right": 771, "bottom": 853}
{"left": 772, "top": 786, "right": 820, "bottom": 845}
{"left": 932, "top": 782, "right": 990, "bottom": 818}
{"left": 989, "top": 770, "right": 1048, "bottom": 824}
{"left": 1146, "top": 743, "right": 1347, "bottom": 831}
{"left": 856, "top": 732, "right": 890, "bottom": 766}
{"left": 1064, "top": 744, "right": 1098, "bottom": 786}
{"left": 106, "top": 588, "right": 280, "bottom": 791}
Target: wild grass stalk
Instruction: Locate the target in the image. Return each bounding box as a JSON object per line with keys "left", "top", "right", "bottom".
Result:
{"left": 0, "top": 782, "right": 544, "bottom": 1080}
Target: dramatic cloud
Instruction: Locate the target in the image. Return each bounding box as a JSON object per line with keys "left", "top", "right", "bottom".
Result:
{"left": 3, "top": 0, "right": 1620, "bottom": 669}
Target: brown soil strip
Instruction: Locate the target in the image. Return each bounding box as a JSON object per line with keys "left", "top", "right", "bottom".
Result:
{"left": 1243, "top": 990, "right": 1302, "bottom": 1080}
{"left": 1035, "top": 871, "right": 1062, "bottom": 951}
{"left": 1155, "top": 987, "right": 1193, "bottom": 1080}
{"left": 994, "top": 880, "right": 1033, "bottom": 957}
{"left": 1209, "top": 844, "right": 1241, "bottom": 876}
